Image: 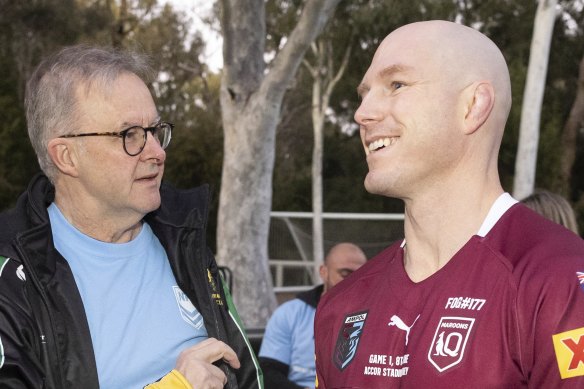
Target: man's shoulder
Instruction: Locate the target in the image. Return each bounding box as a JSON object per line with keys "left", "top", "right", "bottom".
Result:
{"left": 0, "top": 174, "right": 50, "bottom": 246}
{"left": 153, "top": 183, "right": 211, "bottom": 225}
{"left": 487, "top": 204, "right": 583, "bottom": 258}
{"left": 0, "top": 256, "right": 28, "bottom": 303}
{"left": 0, "top": 203, "right": 28, "bottom": 245}
{"left": 486, "top": 204, "right": 584, "bottom": 286}
{"left": 159, "top": 182, "right": 210, "bottom": 206}
{"left": 318, "top": 242, "right": 401, "bottom": 310}
{"left": 271, "top": 297, "right": 315, "bottom": 319}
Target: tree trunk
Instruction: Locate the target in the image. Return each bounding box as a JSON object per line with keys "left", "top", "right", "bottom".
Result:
{"left": 217, "top": 0, "right": 342, "bottom": 327}
{"left": 311, "top": 63, "right": 325, "bottom": 282}
{"left": 513, "top": 0, "right": 557, "bottom": 199}
{"left": 559, "top": 55, "right": 584, "bottom": 195}
{"left": 305, "top": 39, "right": 351, "bottom": 281}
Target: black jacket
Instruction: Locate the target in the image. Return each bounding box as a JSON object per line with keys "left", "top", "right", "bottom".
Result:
{"left": 0, "top": 174, "right": 263, "bottom": 388}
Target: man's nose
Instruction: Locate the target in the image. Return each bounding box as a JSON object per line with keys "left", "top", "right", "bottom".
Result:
{"left": 142, "top": 131, "right": 166, "bottom": 162}
{"left": 354, "top": 93, "right": 384, "bottom": 126}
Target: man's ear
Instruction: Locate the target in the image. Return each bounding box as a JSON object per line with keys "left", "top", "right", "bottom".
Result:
{"left": 47, "top": 138, "right": 79, "bottom": 177}
{"left": 463, "top": 81, "right": 495, "bottom": 135}
{"left": 319, "top": 264, "right": 327, "bottom": 283}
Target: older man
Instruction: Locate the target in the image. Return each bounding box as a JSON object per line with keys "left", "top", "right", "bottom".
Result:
{"left": 314, "top": 21, "right": 584, "bottom": 388}
{"left": 260, "top": 243, "right": 367, "bottom": 389}
{"left": 0, "top": 45, "right": 261, "bottom": 389}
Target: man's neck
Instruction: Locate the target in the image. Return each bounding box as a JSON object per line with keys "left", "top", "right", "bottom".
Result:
{"left": 401, "top": 185, "right": 504, "bottom": 282}
{"left": 53, "top": 191, "right": 144, "bottom": 244}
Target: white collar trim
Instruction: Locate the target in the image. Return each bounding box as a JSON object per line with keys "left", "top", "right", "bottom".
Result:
{"left": 476, "top": 192, "right": 518, "bottom": 237}
{"left": 400, "top": 192, "right": 518, "bottom": 247}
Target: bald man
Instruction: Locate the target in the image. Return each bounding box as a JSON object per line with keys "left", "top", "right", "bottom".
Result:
{"left": 259, "top": 243, "right": 367, "bottom": 389}
{"left": 314, "top": 21, "right": 584, "bottom": 388}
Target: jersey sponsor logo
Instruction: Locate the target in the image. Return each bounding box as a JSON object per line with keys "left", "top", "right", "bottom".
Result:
{"left": 553, "top": 327, "right": 584, "bottom": 379}
{"left": 577, "top": 272, "right": 584, "bottom": 293}
{"left": 333, "top": 311, "right": 368, "bottom": 371}
{"left": 388, "top": 314, "right": 420, "bottom": 346}
{"left": 16, "top": 265, "right": 26, "bottom": 281}
{"left": 428, "top": 316, "right": 475, "bottom": 373}
{"left": 172, "top": 286, "right": 204, "bottom": 329}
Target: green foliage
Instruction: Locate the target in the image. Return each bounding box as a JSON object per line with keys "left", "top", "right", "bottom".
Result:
{"left": 0, "top": 0, "right": 84, "bottom": 209}
{"left": 0, "top": 0, "right": 583, "bottom": 235}
{"left": 323, "top": 128, "right": 403, "bottom": 213}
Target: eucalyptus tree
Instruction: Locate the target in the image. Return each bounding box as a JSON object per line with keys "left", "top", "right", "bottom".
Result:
{"left": 513, "top": 0, "right": 558, "bottom": 200}
{"left": 217, "top": 0, "right": 343, "bottom": 326}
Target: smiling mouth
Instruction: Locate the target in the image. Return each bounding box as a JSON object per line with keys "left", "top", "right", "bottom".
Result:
{"left": 366, "top": 137, "right": 398, "bottom": 154}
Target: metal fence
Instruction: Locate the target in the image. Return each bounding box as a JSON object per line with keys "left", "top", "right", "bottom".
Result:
{"left": 268, "top": 211, "right": 405, "bottom": 288}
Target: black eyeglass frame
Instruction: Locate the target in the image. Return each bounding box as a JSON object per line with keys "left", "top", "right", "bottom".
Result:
{"left": 59, "top": 121, "right": 174, "bottom": 156}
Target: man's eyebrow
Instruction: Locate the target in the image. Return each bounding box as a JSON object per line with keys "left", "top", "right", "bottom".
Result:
{"left": 120, "top": 116, "right": 161, "bottom": 128}
{"left": 378, "top": 64, "right": 413, "bottom": 79}
{"left": 356, "top": 82, "right": 369, "bottom": 98}
{"left": 356, "top": 64, "right": 413, "bottom": 97}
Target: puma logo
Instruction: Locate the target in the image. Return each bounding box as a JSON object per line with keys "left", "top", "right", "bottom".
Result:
{"left": 388, "top": 314, "right": 420, "bottom": 346}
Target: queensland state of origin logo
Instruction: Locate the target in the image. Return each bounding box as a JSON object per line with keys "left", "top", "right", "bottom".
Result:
{"left": 428, "top": 316, "right": 475, "bottom": 372}
{"left": 333, "top": 311, "right": 368, "bottom": 371}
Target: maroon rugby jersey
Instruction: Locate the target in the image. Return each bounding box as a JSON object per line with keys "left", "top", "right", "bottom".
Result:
{"left": 315, "top": 202, "right": 584, "bottom": 388}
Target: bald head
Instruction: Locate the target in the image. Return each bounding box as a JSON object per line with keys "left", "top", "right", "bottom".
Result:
{"left": 376, "top": 20, "right": 512, "bottom": 135}
{"left": 355, "top": 21, "right": 510, "bottom": 198}
{"left": 320, "top": 243, "right": 367, "bottom": 293}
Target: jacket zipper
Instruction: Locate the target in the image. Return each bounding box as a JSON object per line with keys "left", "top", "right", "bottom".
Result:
{"left": 15, "top": 242, "right": 65, "bottom": 388}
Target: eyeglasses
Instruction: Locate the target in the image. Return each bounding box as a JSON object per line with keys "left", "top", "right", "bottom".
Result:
{"left": 60, "top": 122, "right": 173, "bottom": 156}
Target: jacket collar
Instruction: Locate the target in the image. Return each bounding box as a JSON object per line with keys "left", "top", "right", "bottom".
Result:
{"left": 4, "top": 172, "right": 211, "bottom": 234}
{"left": 296, "top": 284, "right": 324, "bottom": 308}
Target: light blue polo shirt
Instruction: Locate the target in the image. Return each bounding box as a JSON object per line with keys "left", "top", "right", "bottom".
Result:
{"left": 48, "top": 203, "right": 208, "bottom": 388}
{"left": 259, "top": 298, "right": 317, "bottom": 388}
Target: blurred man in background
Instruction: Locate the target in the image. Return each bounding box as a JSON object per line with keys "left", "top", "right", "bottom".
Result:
{"left": 260, "top": 243, "right": 367, "bottom": 388}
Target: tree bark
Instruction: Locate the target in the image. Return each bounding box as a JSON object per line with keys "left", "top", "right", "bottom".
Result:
{"left": 513, "top": 0, "right": 557, "bottom": 199}
{"left": 559, "top": 55, "right": 584, "bottom": 195}
{"left": 218, "top": 0, "right": 342, "bottom": 327}
{"left": 305, "top": 39, "right": 351, "bottom": 281}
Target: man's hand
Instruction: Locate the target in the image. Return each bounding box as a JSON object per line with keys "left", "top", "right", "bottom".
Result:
{"left": 175, "top": 338, "right": 241, "bottom": 389}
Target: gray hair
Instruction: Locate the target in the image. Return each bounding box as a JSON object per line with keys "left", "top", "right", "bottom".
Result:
{"left": 24, "top": 44, "right": 154, "bottom": 181}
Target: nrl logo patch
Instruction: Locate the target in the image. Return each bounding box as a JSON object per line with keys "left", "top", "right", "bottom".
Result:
{"left": 172, "top": 286, "right": 204, "bottom": 330}
{"left": 428, "top": 316, "right": 475, "bottom": 372}
{"left": 333, "top": 310, "right": 368, "bottom": 371}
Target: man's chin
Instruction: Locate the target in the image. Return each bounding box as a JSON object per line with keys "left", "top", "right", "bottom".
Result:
{"left": 364, "top": 176, "right": 402, "bottom": 198}
{"left": 141, "top": 197, "right": 162, "bottom": 215}
{"left": 364, "top": 176, "right": 386, "bottom": 196}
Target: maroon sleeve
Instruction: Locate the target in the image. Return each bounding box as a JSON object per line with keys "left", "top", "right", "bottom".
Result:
{"left": 314, "top": 300, "right": 328, "bottom": 389}
{"left": 517, "top": 248, "right": 584, "bottom": 386}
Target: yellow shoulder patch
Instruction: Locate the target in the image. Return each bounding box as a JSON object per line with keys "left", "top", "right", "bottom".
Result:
{"left": 553, "top": 327, "right": 584, "bottom": 379}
